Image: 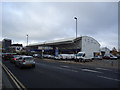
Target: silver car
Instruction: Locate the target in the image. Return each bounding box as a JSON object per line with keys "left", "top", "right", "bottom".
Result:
{"left": 15, "top": 56, "right": 35, "bottom": 68}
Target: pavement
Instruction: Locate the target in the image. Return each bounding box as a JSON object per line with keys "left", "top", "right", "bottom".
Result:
{"left": 2, "top": 68, "right": 14, "bottom": 89}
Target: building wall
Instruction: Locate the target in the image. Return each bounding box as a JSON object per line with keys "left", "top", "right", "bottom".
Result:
{"left": 54, "top": 41, "right": 81, "bottom": 54}
{"left": 82, "top": 36, "right": 100, "bottom": 57}
{"left": 2, "top": 39, "right": 11, "bottom": 52}
{"left": 54, "top": 42, "right": 81, "bottom": 50}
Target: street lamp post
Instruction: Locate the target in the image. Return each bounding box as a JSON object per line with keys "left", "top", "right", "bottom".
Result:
{"left": 26, "top": 34, "right": 28, "bottom": 46}
{"left": 74, "top": 17, "right": 77, "bottom": 39}
{"left": 74, "top": 17, "right": 77, "bottom": 61}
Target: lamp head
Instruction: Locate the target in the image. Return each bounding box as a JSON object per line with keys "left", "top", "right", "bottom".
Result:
{"left": 74, "top": 17, "right": 77, "bottom": 19}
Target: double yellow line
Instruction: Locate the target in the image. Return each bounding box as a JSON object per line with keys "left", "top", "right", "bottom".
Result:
{"left": 1, "top": 62, "right": 27, "bottom": 90}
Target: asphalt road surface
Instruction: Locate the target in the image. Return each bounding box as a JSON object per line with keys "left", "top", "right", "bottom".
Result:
{"left": 2, "top": 59, "right": 120, "bottom": 88}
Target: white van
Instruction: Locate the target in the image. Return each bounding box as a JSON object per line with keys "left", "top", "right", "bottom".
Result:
{"left": 74, "top": 52, "right": 93, "bottom": 62}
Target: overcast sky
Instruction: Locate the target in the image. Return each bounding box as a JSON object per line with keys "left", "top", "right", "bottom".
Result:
{"left": 1, "top": 2, "right": 118, "bottom": 50}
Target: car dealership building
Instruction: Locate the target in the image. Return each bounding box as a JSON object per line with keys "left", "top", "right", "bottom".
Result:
{"left": 27, "top": 36, "right": 101, "bottom": 56}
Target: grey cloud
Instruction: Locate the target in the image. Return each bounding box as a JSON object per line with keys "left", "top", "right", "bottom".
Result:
{"left": 2, "top": 2, "right": 118, "bottom": 49}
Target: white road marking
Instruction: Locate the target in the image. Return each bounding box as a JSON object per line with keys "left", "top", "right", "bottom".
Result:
{"left": 97, "top": 76, "right": 120, "bottom": 82}
{"left": 36, "top": 62, "right": 78, "bottom": 72}
{"left": 60, "top": 65, "right": 69, "bottom": 68}
{"left": 82, "top": 69, "right": 103, "bottom": 73}
{"left": 96, "top": 68, "right": 119, "bottom": 74}
{"left": 96, "top": 68, "right": 111, "bottom": 71}
{"left": 56, "top": 67, "right": 78, "bottom": 72}
{"left": 2, "top": 64, "right": 26, "bottom": 89}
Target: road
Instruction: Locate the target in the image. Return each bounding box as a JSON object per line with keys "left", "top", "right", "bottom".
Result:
{"left": 2, "top": 59, "right": 120, "bottom": 88}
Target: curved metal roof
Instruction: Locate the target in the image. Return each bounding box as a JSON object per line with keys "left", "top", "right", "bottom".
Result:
{"left": 28, "top": 36, "right": 100, "bottom": 47}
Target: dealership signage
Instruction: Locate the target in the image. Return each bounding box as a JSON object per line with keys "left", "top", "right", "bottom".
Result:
{"left": 38, "top": 46, "right": 53, "bottom": 50}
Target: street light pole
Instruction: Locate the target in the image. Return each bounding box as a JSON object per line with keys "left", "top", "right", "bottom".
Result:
{"left": 74, "top": 17, "right": 77, "bottom": 39}
{"left": 74, "top": 17, "right": 77, "bottom": 61}
{"left": 26, "top": 34, "right": 28, "bottom": 46}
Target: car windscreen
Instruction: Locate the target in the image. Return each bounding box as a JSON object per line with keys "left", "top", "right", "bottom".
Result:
{"left": 77, "top": 53, "right": 85, "bottom": 57}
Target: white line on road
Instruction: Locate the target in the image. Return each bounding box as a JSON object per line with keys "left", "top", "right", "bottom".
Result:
{"left": 2, "top": 64, "right": 27, "bottom": 89}
{"left": 60, "top": 65, "right": 70, "bottom": 68}
{"left": 96, "top": 68, "right": 111, "bottom": 71}
{"left": 96, "top": 68, "right": 119, "bottom": 74}
{"left": 97, "top": 76, "right": 120, "bottom": 82}
{"left": 36, "top": 62, "right": 78, "bottom": 72}
{"left": 82, "top": 69, "right": 103, "bottom": 73}
{"left": 56, "top": 67, "right": 78, "bottom": 72}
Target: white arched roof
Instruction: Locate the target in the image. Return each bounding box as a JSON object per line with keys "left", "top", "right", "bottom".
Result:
{"left": 28, "top": 36, "right": 100, "bottom": 47}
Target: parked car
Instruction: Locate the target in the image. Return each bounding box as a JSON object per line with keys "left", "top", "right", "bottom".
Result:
{"left": 33, "top": 54, "right": 42, "bottom": 58}
{"left": 54, "top": 54, "right": 62, "bottom": 60}
{"left": 92, "top": 56, "right": 102, "bottom": 60}
{"left": 109, "top": 55, "right": 117, "bottom": 60}
{"left": 49, "top": 55, "right": 55, "bottom": 59}
{"left": 102, "top": 55, "right": 110, "bottom": 59}
{"left": 15, "top": 56, "right": 35, "bottom": 68}
{"left": 102, "top": 55, "right": 117, "bottom": 60}
{"left": 59, "top": 54, "right": 72, "bottom": 60}
{"left": 43, "top": 54, "right": 54, "bottom": 59}
{"left": 66, "top": 54, "right": 75, "bottom": 60}
{"left": 43, "top": 54, "right": 49, "bottom": 58}
{"left": 46, "top": 55, "right": 53, "bottom": 59}
{"left": 10, "top": 55, "right": 21, "bottom": 63}
{"left": 116, "top": 54, "right": 120, "bottom": 59}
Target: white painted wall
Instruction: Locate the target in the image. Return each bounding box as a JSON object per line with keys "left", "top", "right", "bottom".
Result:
{"left": 81, "top": 36, "right": 100, "bottom": 58}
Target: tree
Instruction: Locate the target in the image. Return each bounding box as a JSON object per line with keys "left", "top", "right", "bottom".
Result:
{"left": 111, "top": 47, "right": 117, "bottom": 56}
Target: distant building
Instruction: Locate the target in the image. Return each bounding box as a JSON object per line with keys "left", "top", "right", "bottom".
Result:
{"left": 10, "top": 44, "right": 23, "bottom": 52}
{"left": 2, "top": 39, "right": 12, "bottom": 52}
{"left": 100, "top": 47, "right": 110, "bottom": 56}
{"left": 118, "top": 46, "right": 120, "bottom": 52}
